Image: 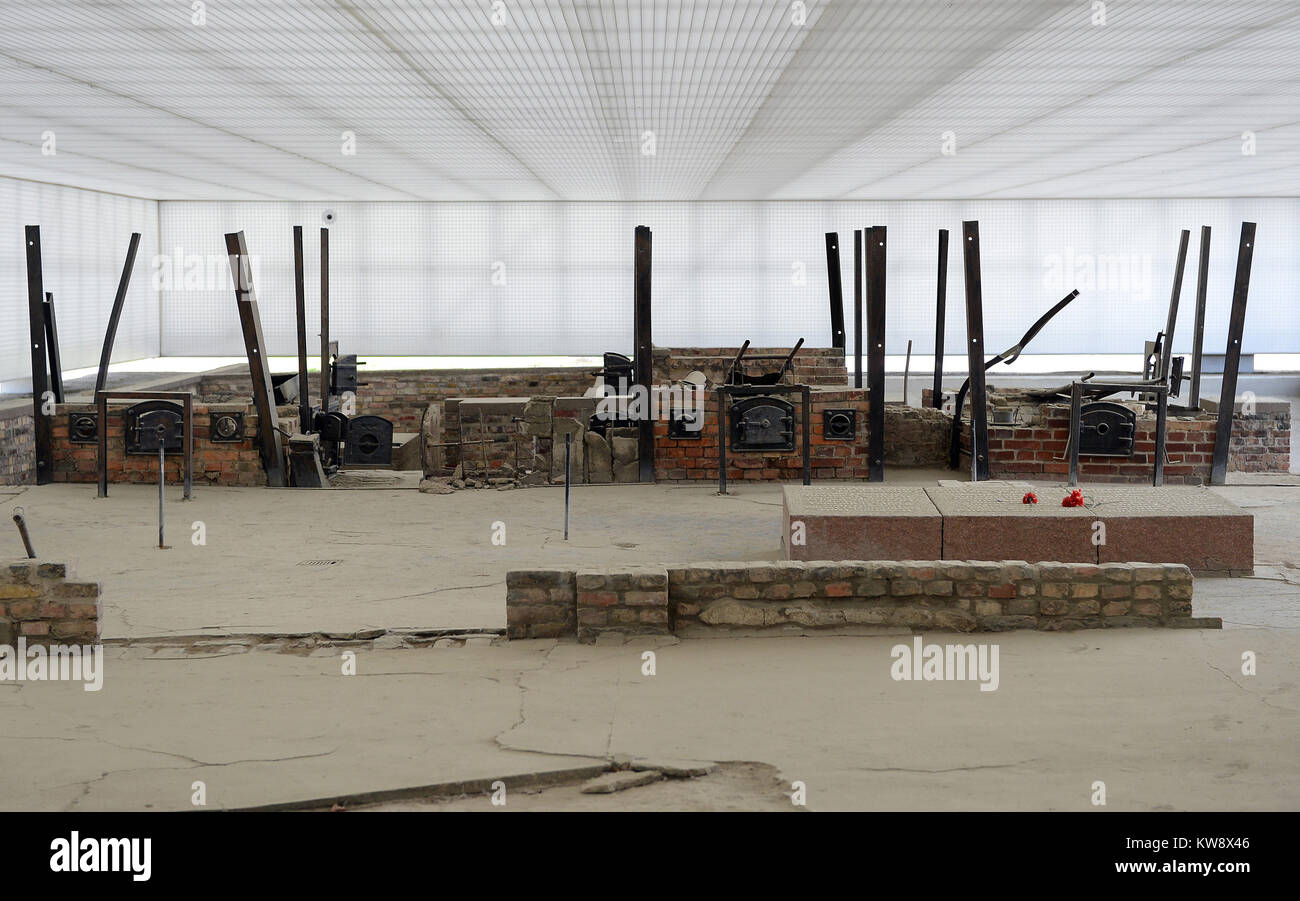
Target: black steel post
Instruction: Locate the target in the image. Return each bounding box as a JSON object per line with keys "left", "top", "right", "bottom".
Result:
{"left": 24, "top": 226, "right": 53, "bottom": 485}
{"left": 801, "top": 385, "right": 812, "bottom": 486}
{"left": 825, "top": 232, "right": 845, "bottom": 350}
{"left": 866, "top": 226, "right": 886, "bottom": 481}
{"left": 1210, "top": 222, "right": 1256, "bottom": 485}
{"left": 1068, "top": 382, "right": 1082, "bottom": 487}
{"left": 43, "top": 292, "right": 64, "bottom": 403}
{"left": 961, "top": 221, "right": 991, "bottom": 481}
{"left": 1160, "top": 229, "right": 1191, "bottom": 380}
{"left": 1189, "top": 226, "right": 1211, "bottom": 408}
{"left": 563, "top": 432, "right": 572, "bottom": 540}
{"left": 1153, "top": 386, "right": 1168, "bottom": 487}
{"left": 320, "top": 227, "right": 330, "bottom": 411}
{"left": 717, "top": 386, "right": 728, "bottom": 495}
{"left": 225, "top": 231, "right": 288, "bottom": 487}
{"left": 96, "top": 232, "right": 142, "bottom": 394}
{"left": 634, "top": 226, "right": 654, "bottom": 482}
{"left": 853, "top": 229, "right": 863, "bottom": 389}
{"left": 293, "top": 226, "right": 312, "bottom": 429}
{"left": 933, "top": 229, "right": 948, "bottom": 408}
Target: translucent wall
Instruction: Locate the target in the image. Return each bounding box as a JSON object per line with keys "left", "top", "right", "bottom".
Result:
{"left": 158, "top": 199, "right": 1299, "bottom": 362}
{"left": 0, "top": 177, "right": 159, "bottom": 383}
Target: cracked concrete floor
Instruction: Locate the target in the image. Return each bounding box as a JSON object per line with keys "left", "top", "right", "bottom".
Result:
{"left": 1, "top": 474, "right": 1298, "bottom": 810}
{"left": 1, "top": 628, "right": 1296, "bottom": 811}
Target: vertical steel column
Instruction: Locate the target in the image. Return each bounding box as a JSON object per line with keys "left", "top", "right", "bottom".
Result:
{"left": 1160, "top": 229, "right": 1191, "bottom": 380}
{"left": 1068, "top": 382, "right": 1082, "bottom": 487}
{"left": 634, "top": 225, "right": 654, "bottom": 482}
{"left": 801, "top": 385, "right": 812, "bottom": 486}
{"left": 716, "top": 386, "right": 728, "bottom": 495}
{"left": 225, "top": 231, "right": 288, "bottom": 487}
{"left": 960, "top": 221, "right": 991, "bottom": 482}
{"left": 182, "top": 393, "right": 193, "bottom": 500}
{"left": 932, "top": 229, "right": 948, "bottom": 408}
{"left": 293, "top": 226, "right": 312, "bottom": 429}
{"left": 43, "top": 293, "right": 64, "bottom": 403}
{"left": 24, "top": 226, "right": 53, "bottom": 485}
{"left": 825, "top": 232, "right": 845, "bottom": 350}
{"left": 320, "top": 227, "right": 330, "bottom": 410}
{"left": 96, "top": 232, "right": 142, "bottom": 394}
{"left": 1210, "top": 222, "right": 1256, "bottom": 485}
{"left": 1153, "top": 386, "right": 1168, "bottom": 487}
{"left": 865, "top": 226, "right": 887, "bottom": 481}
{"left": 96, "top": 391, "right": 108, "bottom": 498}
{"left": 853, "top": 229, "right": 863, "bottom": 389}
{"left": 1188, "top": 226, "right": 1211, "bottom": 408}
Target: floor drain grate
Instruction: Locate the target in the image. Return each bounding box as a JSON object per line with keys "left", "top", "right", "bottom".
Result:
{"left": 298, "top": 560, "right": 340, "bottom": 566}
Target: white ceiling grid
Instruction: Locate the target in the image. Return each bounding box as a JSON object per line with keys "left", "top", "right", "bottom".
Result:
{"left": 0, "top": 0, "right": 1296, "bottom": 200}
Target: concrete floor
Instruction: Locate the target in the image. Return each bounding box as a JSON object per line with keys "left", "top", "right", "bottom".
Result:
{"left": 2, "top": 473, "right": 1298, "bottom": 811}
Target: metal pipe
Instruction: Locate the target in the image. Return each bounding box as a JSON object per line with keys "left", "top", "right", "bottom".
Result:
{"left": 12, "top": 507, "right": 36, "bottom": 558}
{"left": 903, "top": 339, "right": 913, "bottom": 405}
{"left": 563, "top": 432, "right": 572, "bottom": 540}
{"left": 157, "top": 430, "right": 167, "bottom": 549}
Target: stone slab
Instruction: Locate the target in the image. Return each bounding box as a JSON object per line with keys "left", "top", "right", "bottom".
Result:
{"left": 1088, "top": 486, "right": 1254, "bottom": 573}
{"left": 926, "top": 485, "right": 1097, "bottom": 563}
{"left": 782, "top": 486, "right": 942, "bottom": 561}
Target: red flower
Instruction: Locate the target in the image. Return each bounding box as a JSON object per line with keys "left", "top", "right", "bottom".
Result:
{"left": 1022, "top": 492, "right": 1038, "bottom": 504}
{"left": 1061, "top": 489, "right": 1085, "bottom": 507}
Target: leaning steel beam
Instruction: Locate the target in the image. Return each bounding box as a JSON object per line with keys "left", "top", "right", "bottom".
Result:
{"left": 1210, "top": 222, "right": 1256, "bottom": 485}
{"left": 634, "top": 225, "right": 655, "bottom": 482}
{"left": 293, "top": 226, "right": 312, "bottom": 429}
{"left": 853, "top": 229, "right": 863, "bottom": 389}
{"left": 43, "top": 292, "right": 64, "bottom": 404}
{"left": 1159, "top": 229, "right": 1191, "bottom": 380}
{"left": 960, "top": 221, "right": 990, "bottom": 481}
{"left": 825, "top": 232, "right": 845, "bottom": 350}
{"left": 1188, "top": 226, "right": 1211, "bottom": 408}
{"left": 95, "top": 232, "right": 142, "bottom": 394}
{"left": 225, "top": 231, "right": 288, "bottom": 487}
{"left": 866, "top": 225, "right": 886, "bottom": 481}
{"left": 947, "top": 289, "right": 1080, "bottom": 470}
{"left": 932, "top": 229, "right": 949, "bottom": 408}
{"left": 24, "top": 226, "right": 52, "bottom": 484}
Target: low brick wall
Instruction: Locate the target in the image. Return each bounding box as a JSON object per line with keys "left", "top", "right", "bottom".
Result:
{"left": 0, "top": 561, "right": 101, "bottom": 644}
{"left": 0, "top": 409, "right": 35, "bottom": 486}
{"left": 576, "top": 567, "right": 669, "bottom": 642}
{"left": 506, "top": 560, "right": 1216, "bottom": 640}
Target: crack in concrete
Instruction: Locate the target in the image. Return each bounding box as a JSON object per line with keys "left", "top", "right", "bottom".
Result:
{"left": 852, "top": 759, "right": 1040, "bottom": 774}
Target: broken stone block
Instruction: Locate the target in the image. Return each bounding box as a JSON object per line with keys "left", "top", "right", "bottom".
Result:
{"left": 585, "top": 431, "right": 612, "bottom": 483}
{"left": 521, "top": 396, "right": 555, "bottom": 437}
{"left": 613, "top": 460, "right": 638, "bottom": 482}
{"left": 418, "top": 478, "right": 455, "bottom": 495}
{"left": 610, "top": 434, "right": 638, "bottom": 482}
{"left": 419, "top": 402, "right": 445, "bottom": 476}
{"left": 580, "top": 770, "right": 664, "bottom": 794}
{"left": 551, "top": 417, "right": 585, "bottom": 482}
{"left": 628, "top": 758, "right": 717, "bottom": 778}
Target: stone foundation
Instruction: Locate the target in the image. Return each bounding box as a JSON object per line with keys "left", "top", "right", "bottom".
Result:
{"left": 0, "top": 561, "right": 101, "bottom": 644}
{"left": 0, "top": 408, "right": 35, "bottom": 486}
{"left": 506, "top": 560, "right": 1217, "bottom": 640}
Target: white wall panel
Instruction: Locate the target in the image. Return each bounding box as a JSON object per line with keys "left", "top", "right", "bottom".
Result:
{"left": 0, "top": 177, "right": 158, "bottom": 382}
{"left": 158, "top": 199, "right": 1299, "bottom": 361}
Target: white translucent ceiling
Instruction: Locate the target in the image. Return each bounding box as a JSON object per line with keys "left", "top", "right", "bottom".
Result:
{"left": 1, "top": 0, "right": 1296, "bottom": 200}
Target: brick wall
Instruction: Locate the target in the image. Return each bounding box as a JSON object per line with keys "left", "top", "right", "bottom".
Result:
{"left": 198, "top": 366, "right": 597, "bottom": 435}
{"left": 50, "top": 402, "right": 298, "bottom": 488}
{"left": 0, "top": 409, "right": 35, "bottom": 486}
{"left": 652, "top": 346, "right": 847, "bottom": 387}
{"left": 923, "top": 388, "right": 1290, "bottom": 483}
{"left": 505, "top": 560, "right": 1216, "bottom": 640}
{"left": 0, "top": 560, "right": 101, "bottom": 645}
{"left": 654, "top": 388, "right": 873, "bottom": 482}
